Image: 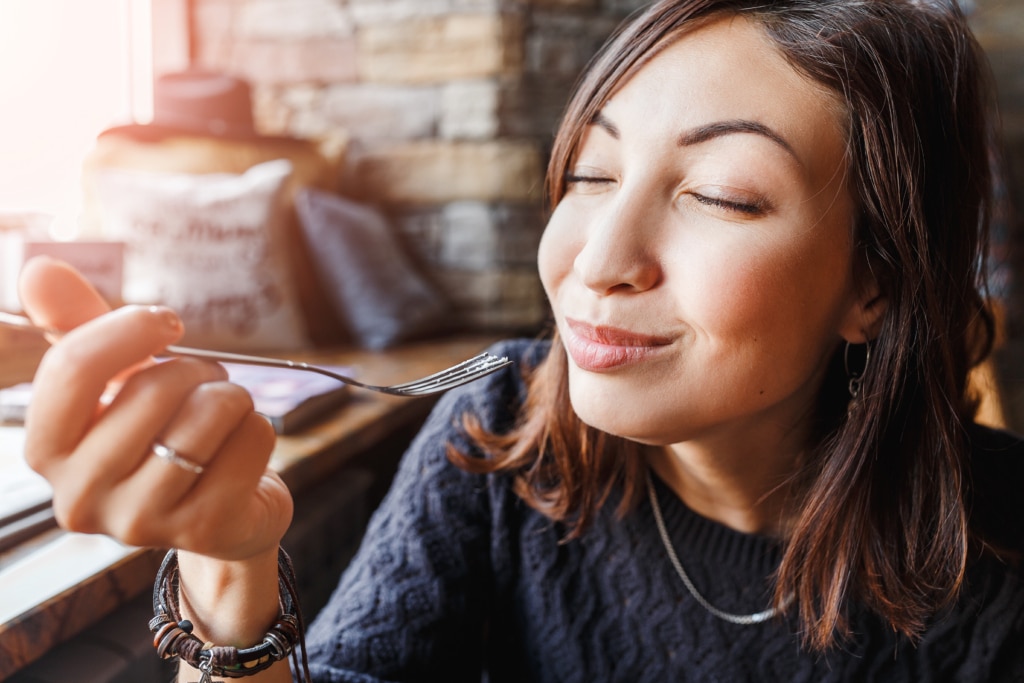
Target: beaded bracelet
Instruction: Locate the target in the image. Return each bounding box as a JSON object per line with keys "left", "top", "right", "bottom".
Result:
{"left": 149, "top": 547, "right": 312, "bottom": 682}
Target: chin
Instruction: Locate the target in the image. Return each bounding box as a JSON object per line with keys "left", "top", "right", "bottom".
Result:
{"left": 567, "top": 377, "right": 677, "bottom": 446}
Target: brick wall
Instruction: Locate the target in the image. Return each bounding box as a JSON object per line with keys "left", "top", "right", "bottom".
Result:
{"left": 189, "top": 0, "right": 650, "bottom": 333}
{"left": 187, "top": 0, "right": 1023, "bottom": 338}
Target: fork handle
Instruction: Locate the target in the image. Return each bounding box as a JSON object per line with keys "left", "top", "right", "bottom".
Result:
{"left": 163, "top": 345, "right": 310, "bottom": 372}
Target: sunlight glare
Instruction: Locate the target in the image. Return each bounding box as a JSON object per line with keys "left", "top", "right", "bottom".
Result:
{"left": 0, "top": 0, "right": 131, "bottom": 226}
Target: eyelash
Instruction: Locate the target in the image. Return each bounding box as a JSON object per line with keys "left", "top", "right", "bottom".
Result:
{"left": 564, "top": 173, "right": 613, "bottom": 186}
{"left": 690, "top": 193, "right": 767, "bottom": 216}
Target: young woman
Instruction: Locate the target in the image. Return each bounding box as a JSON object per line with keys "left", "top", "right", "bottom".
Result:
{"left": 18, "top": 0, "right": 1024, "bottom": 680}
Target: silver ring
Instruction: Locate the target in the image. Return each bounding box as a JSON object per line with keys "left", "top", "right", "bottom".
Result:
{"left": 151, "top": 441, "right": 204, "bottom": 474}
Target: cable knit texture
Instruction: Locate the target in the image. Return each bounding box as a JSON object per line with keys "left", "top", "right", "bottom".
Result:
{"left": 304, "top": 339, "right": 1024, "bottom": 682}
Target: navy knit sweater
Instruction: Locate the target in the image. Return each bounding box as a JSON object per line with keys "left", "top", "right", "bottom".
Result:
{"left": 305, "top": 339, "right": 1024, "bottom": 682}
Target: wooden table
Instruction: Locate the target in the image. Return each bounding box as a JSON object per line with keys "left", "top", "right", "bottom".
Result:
{"left": 0, "top": 334, "right": 501, "bottom": 679}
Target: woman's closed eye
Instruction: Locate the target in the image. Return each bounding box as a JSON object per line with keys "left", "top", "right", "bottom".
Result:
{"left": 688, "top": 191, "right": 770, "bottom": 217}
{"left": 565, "top": 172, "right": 615, "bottom": 192}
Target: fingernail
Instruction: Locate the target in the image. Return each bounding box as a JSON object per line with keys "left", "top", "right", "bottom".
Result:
{"left": 149, "top": 305, "right": 183, "bottom": 334}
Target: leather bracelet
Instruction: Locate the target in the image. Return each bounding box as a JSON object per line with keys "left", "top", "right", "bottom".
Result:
{"left": 149, "top": 547, "right": 312, "bottom": 681}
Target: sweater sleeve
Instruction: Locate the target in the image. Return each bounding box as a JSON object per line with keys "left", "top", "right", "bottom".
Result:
{"left": 302, "top": 341, "right": 533, "bottom": 683}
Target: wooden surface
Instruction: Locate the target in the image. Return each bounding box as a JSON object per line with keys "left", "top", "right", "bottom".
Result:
{"left": 0, "top": 328, "right": 46, "bottom": 389}
{"left": 0, "top": 333, "right": 501, "bottom": 679}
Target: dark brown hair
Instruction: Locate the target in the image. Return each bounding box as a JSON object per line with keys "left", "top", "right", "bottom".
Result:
{"left": 451, "top": 0, "right": 999, "bottom": 651}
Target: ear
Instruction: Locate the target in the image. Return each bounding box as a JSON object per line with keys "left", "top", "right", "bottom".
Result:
{"left": 838, "top": 281, "right": 887, "bottom": 344}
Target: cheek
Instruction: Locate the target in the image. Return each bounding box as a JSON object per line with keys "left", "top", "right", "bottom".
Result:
{"left": 673, "top": 230, "right": 854, "bottom": 344}
{"left": 537, "top": 207, "right": 575, "bottom": 301}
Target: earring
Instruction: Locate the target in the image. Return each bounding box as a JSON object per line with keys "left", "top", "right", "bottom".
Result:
{"left": 844, "top": 342, "right": 871, "bottom": 399}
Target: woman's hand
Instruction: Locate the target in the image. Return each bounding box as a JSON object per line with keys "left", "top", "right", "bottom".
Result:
{"left": 20, "top": 257, "right": 298, "bottom": 681}
{"left": 18, "top": 256, "right": 293, "bottom": 561}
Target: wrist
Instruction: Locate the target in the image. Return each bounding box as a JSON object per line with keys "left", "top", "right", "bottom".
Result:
{"left": 176, "top": 547, "right": 282, "bottom": 647}
{"left": 150, "top": 547, "right": 310, "bottom": 681}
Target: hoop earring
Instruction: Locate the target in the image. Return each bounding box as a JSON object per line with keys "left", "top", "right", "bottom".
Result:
{"left": 844, "top": 342, "right": 871, "bottom": 399}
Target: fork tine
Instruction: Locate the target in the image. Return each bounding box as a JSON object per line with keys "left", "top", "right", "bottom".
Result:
{"left": 390, "top": 354, "right": 512, "bottom": 395}
{"left": 381, "top": 360, "right": 476, "bottom": 390}
{"left": 385, "top": 353, "right": 506, "bottom": 391}
{"left": 385, "top": 356, "right": 509, "bottom": 393}
{"left": 402, "top": 354, "right": 510, "bottom": 389}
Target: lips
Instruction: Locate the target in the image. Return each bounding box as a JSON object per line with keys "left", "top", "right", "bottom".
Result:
{"left": 564, "top": 318, "right": 673, "bottom": 371}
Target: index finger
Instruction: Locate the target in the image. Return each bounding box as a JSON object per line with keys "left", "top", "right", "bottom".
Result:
{"left": 24, "top": 305, "right": 188, "bottom": 463}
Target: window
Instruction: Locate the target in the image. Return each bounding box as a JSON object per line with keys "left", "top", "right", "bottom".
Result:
{"left": 0, "top": 0, "right": 129, "bottom": 230}
{"left": 0, "top": 0, "right": 187, "bottom": 235}
{"left": 0, "top": 0, "right": 187, "bottom": 552}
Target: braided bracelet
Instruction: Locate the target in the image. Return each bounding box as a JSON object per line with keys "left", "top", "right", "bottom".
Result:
{"left": 149, "top": 547, "right": 312, "bottom": 682}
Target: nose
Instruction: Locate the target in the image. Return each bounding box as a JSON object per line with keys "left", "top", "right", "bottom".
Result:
{"left": 573, "top": 191, "right": 663, "bottom": 295}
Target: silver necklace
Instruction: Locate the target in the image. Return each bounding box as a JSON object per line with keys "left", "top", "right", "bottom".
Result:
{"left": 646, "top": 471, "right": 783, "bottom": 625}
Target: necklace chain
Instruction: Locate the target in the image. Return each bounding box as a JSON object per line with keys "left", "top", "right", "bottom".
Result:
{"left": 646, "top": 471, "right": 783, "bottom": 625}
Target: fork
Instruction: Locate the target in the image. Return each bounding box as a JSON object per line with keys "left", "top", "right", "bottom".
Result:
{"left": 0, "top": 311, "right": 512, "bottom": 397}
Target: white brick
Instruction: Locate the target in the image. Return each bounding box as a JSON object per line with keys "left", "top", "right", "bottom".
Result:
{"left": 319, "top": 85, "right": 440, "bottom": 141}
{"left": 440, "top": 80, "right": 501, "bottom": 140}
{"left": 252, "top": 84, "right": 304, "bottom": 132}
{"left": 279, "top": 83, "right": 323, "bottom": 111}
{"left": 238, "top": 0, "right": 354, "bottom": 39}
{"left": 439, "top": 201, "right": 499, "bottom": 269}
{"left": 226, "top": 39, "right": 359, "bottom": 85}
{"left": 264, "top": 85, "right": 330, "bottom": 138}
{"left": 357, "top": 14, "right": 523, "bottom": 84}
{"left": 349, "top": 0, "right": 502, "bottom": 25}
{"left": 352, "top": 140, "right": 543, "bottom": 204}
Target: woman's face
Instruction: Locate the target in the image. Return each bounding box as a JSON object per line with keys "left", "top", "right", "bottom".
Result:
{"left": 539, "top": 15, "right": 877, "bottom": 452}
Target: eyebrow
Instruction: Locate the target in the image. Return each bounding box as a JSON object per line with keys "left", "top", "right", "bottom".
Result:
{"left": 590, "top": 112, "right": 799, "bottom": 162}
